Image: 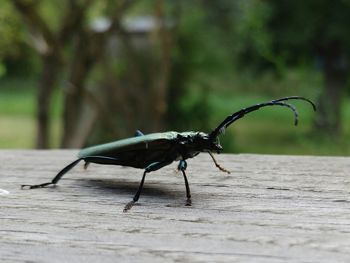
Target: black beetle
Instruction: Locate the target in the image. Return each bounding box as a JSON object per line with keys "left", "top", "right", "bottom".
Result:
{"left": 22, "top": 96, "right": 315, "bottom": 212}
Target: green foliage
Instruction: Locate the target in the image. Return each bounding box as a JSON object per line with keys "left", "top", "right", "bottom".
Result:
{"left": 267, "top": 1, "right": 350, "bottom": 52}
{"left": 0, "top": 0, "right": 26, "bottom": 76}
{"left": 167, "top": 1, "right": 239, "bottom": 130}
{"left": 0, "top": 77, "right": 62, "bottom": 148}
{"left": 0, "top": 63, "right": 6, "bottom": 78}
{"left": 0, "top": 78, "right": 35, "bottom": 116}
{"left": 0, "top": 1, "right": 41, "bottom": 76}
{"left": 233, "top": 0, "right": 278, "bottom": 72}
{"left": 0, "top": 1, "right": 23, "bottom": 58}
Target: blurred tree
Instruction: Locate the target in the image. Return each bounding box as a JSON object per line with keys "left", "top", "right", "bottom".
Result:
{"left": 268, "top": 0, "right": 350, "bottom": 136}
{"left": 12, "top": 0, "right": 133, "bottom": 148}
{"left": 77, "top": 0, "right": 175, "bottom": 146}
{"left": 166, "top": 0, "right": 238, "bottom": 132}
{"left": 80, "top": 0, "right": 240, "bottom": 145}
{"left": 236, "top": 0, "right": 350, "bottom": 136}
{"left": 0, "top": 0, "right": 26, "bottom": 77}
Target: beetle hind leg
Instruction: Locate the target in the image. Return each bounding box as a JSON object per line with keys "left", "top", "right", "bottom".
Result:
{"left": 21, "top": 182, "right": 55, "bottom": 189}
{"left": 21, "top": 158, "right": 83, "bottom": 190}
{"left": 178, "top": 160, "right": 192, "bottom": 206}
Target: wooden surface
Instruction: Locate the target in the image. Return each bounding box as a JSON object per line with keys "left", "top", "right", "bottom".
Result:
{"left": 1, "top": 150, "right": 350, "bottom": 262}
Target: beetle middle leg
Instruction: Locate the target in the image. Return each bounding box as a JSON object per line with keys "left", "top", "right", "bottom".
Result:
{"left": 123, "top": 160, "right": 172, "bottom": 212}
{"left": 84, "top": 162, "right": 90, "bottom": 170}
{"left": 178, "top": 160, "right": 192, "bottom": 206}
{"left": 123, "top": 170, "right": 147, "bottom": 212}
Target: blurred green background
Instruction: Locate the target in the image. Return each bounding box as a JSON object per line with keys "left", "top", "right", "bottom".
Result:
{"left": 1, "top": 0, "right": 349, "bottom": 155}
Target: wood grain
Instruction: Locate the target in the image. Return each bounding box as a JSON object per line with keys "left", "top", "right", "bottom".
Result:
{"left": 1, "top": 150, "right": 350, "bottom": 262}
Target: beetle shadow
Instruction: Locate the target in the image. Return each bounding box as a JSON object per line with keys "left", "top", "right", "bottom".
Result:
{"left": 80, "top": 178, "right": 179, "bottom": 200}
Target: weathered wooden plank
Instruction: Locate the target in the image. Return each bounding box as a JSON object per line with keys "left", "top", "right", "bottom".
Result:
{"left": 1, "top": 150, "right": 350, "bottom": 262}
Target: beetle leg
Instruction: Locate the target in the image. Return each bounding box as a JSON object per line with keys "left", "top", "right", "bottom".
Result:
{"left": 123, "top": 160, "right": 173, "bottom": 212}
{"left": 21, "top": 158, "right": 84, "bottom": 189}
{"left": 123, "top": 170, "right": 147, "bottom": 212}
{"left": 178, "top": 160, "right": 191, "bottom": 206}
{"left": 21, "top": 156, "right": 119, "bottom": 190}
{"left": 207, "top": 151, "right": 230, "bottom": 174}
{"left": 84, "top": 162, "right": 90, "bottom": 170}
{"left": 177, "top": 160, "right": 187, "bottom": 171}
{"left": 134, "top": 130, "right": 144, "bottom": 136}
{"left": 21, "top": 182, "right": 56, "bottom": 190}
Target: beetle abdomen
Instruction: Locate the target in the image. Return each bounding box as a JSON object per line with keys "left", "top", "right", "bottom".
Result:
{"left": 79, "top": 132, "right": 178, "bottom": 157}
{"left": 78, "top": 132, "right": 180, "bottom": 169}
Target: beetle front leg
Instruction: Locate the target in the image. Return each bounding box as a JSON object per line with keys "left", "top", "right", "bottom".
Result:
{"left": 178, "top": 160, "right": 192, "bottom": 206}
{"left": 207, "top": 151, "right": 230, "bottom": 174}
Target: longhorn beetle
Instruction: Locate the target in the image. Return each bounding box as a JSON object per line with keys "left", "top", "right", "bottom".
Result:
{"left": 21, "top": 96, "right": 315, "bottom": 212}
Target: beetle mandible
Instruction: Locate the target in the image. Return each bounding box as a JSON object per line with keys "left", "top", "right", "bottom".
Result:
{"left": 21, "top": 96, "right": 316, "bottom": 212}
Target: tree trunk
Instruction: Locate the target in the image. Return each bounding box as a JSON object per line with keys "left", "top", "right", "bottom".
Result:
{"left": 60, "top": 31, "right": 94, "bottom": 148}
{"left": 314, "top": 46, "right": 347, "bottom": 136}
{"left": 151, "top": 0, "right": 172, "bottom": 131}
{"left": 60, "top": 68, "right": 91, "bottom": 148}
{"left": 36, "top": 54, "right": 59, "bottom": 148}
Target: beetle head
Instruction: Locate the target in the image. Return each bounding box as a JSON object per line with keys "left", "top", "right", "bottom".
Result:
{"left": 177, "top": 132, "right": 222, "bottom": 157}
{"left": 178, "top": 132, "right": 222, "bottom": 153}
{"left": 203, "top": 133, "right": 223, "bottom": 153}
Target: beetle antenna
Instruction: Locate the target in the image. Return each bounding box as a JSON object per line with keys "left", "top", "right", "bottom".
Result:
{"left": 209, "top": 96, "right": 316, "bottom": 140}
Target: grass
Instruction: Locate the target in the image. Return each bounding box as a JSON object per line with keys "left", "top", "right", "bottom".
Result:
{"left": 0, "top": 77, "right": 62, "bottom": 148}
{"left": 0, "top": 78, "right": 36, "bottom": 116}
{"left": 232, "top": 120, "right": 350, "bottom": 155}
{"left": 0, "top": 76, "right": 349, "bottom": 155}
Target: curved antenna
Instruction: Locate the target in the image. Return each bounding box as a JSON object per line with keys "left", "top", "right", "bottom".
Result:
{"left": 209, "top": 96, "right": 316, "bottom": 140}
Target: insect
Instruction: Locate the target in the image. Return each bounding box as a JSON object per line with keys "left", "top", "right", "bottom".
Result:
{"left": 21, "top": 96, "right": 315, "bottom": 212}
